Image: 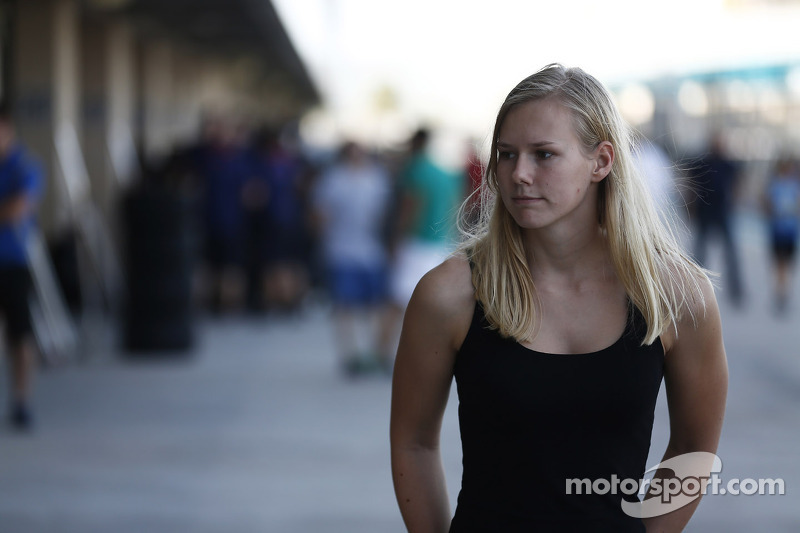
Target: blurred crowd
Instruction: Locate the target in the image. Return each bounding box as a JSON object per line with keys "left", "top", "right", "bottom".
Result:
{"left": 129, "top": 116, "right": 475, "bottom": 375}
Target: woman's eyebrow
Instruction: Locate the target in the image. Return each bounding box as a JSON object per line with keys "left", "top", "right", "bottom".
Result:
{"left": 497, "top": 140, "right": 556, "bottom": 148}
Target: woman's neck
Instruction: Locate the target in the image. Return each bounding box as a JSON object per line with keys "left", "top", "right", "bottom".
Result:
{"left": 523, "top": 224, "right": 611, "bottom": 285}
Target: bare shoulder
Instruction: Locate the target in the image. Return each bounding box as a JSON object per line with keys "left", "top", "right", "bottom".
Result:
{"left": 662, "top": 271, "right": 722, "bottom": 355}
{"left": 415, "top": 253, "right": 474, "bottom": 304}
{"left": 405, "top": 253, "right": 476, "bottom": 351}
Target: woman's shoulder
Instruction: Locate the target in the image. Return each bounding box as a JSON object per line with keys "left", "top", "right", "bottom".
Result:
{"left": 660, "top": 266, "right": 719, "bottom": 353}
{"left": 407, "top": 253, "right": 476, "bottom": 348}
{"left": 414, "top": 253, "right": 475, "bottom": 305}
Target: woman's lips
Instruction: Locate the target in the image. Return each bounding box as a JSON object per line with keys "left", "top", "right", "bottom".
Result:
{"left": 512, "top": 196, "right": 544, "bottom": 203}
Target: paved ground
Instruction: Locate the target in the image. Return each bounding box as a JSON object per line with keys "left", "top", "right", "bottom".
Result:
{"left": 1, "top": 212, "right": 799, "bottom": 532}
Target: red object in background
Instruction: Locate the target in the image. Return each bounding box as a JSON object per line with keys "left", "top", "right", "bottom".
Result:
{"left": 465, "top": 149, "right": 484, "bottom": 211}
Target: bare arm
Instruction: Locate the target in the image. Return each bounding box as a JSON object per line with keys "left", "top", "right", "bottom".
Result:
{"left": 390, "top": 257, "right": 473, "bottom": 533}
{"left": 644, "top": 277, "right": 728, "bottom": 532}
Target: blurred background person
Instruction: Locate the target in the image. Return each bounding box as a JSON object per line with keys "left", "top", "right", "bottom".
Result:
{"left": 259, "top": 126, "right": 313, "bottom": 314}
{"left": 0, "top": 104, "right": 43, "bottom": 430}
{"left": 241, "top": 127, "right": 274, "bottom": 315}
{"left": 383, "top": 128, "right": 464, "bottom": 355}
{"left": 634, "top": 137, "right": 681, "bottom": 219}
{"left": 762, "top": 156, "right": 800, "bottom": 315}
{"left": 312, "top": 141, "right": 392, "bottom": 375}
{"left": 688, "top": 133, "right": 744, "bottom": 307}
{"left": 195, "top": 116, "right": 251, "bottom": 315}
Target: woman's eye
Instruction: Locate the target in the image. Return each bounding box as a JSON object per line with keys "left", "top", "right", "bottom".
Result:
{"left": 536, "top": 150, "right": 553, "bottom": 160}
{"left": 498, "top": 151, "right": 515, "bottom": 160}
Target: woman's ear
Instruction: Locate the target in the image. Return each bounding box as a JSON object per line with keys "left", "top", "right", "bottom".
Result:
{"left": 591, "top": 141, "right": 614, "bottom": 182}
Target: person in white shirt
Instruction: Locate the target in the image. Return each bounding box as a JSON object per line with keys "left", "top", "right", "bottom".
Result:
{"left": 312, "top": 141, "right": 393, "bottom": 375}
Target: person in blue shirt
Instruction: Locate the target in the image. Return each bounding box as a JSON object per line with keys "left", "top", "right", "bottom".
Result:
{"left": 255, "top": 126, "right": 312, "bottom": 313}
{"left": 194, "top": 118, "right": 250, "bottom": 314}
{"left": 0, "top": 103, "right": 43, "bottom": 430}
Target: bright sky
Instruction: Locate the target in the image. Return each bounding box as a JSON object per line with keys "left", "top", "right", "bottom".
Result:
{"left": 273, "top": 0, "right": 800, "bottom": 145}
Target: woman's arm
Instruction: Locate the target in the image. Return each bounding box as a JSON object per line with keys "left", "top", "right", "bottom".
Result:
{"left": 390, "top": 257, "right": 473, "bottom": 533}
{"left": 644, "top": 277, "right": 728, "bottom": 532}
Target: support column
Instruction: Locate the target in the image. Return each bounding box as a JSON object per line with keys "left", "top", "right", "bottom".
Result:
{"left": 105, "top": 22, "right": 137, "bottom": 191}
{"left": 14, "top": 0, "right": 82, "bottom": 238}
{"left": 170, "top": 48, "right": 204, "bottom": 149}
{"left": 82, "top": 17, "right": 136, "bottom": 220}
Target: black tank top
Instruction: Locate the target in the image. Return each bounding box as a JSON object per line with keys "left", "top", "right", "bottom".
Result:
{"left": 450, "top": 300, "right": 664, "bottom": 532}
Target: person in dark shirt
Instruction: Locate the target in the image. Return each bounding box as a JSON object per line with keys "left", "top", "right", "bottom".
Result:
{"left": 390, "top": 64, "right": 727, "bottom": 531}
{"left": 689, "top": 134, "right": 744, "bottom": 306}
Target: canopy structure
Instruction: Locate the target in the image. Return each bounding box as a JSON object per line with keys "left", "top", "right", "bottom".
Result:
{"left": 84, "top": 0, "right": 320, "bottom": 111}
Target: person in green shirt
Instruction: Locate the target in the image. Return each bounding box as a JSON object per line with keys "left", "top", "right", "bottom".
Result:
{"left": 390, "top": 128, "right": 464, "bottom": 305}
{"left": 397, "top": 129, "right": 463, "bottom": 245}
{"left": 380, "top": 128, "right": 465, "bottom": 368}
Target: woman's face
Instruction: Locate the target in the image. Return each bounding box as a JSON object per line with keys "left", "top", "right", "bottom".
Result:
{"left": 495, "top": 97, "right": 610, "bottom": 234}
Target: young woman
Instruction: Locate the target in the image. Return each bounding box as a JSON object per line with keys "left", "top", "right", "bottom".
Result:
{"left": 390, "top": 64, "right": 728, "bottom": 531}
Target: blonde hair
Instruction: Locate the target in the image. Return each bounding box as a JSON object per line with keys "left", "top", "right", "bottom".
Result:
{"left": 460, "top": 64, "right": 708, "bottom": 345}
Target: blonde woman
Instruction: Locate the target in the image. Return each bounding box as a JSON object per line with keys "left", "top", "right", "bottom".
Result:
{"left": 390, "top": 64, "right": 728, "bottom": 531}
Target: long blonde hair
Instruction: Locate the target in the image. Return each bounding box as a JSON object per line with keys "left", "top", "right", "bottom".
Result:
{"left": 460, "top": 64, "right": 707, "bottom": 345}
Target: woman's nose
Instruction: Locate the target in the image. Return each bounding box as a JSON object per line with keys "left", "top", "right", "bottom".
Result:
{"left": 512, "top": 156, "right": 534, "bottom": 185}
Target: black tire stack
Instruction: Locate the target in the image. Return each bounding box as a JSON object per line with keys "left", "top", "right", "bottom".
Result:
{"left": 122, "top": 188, "right": 197, "bottom": 354}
